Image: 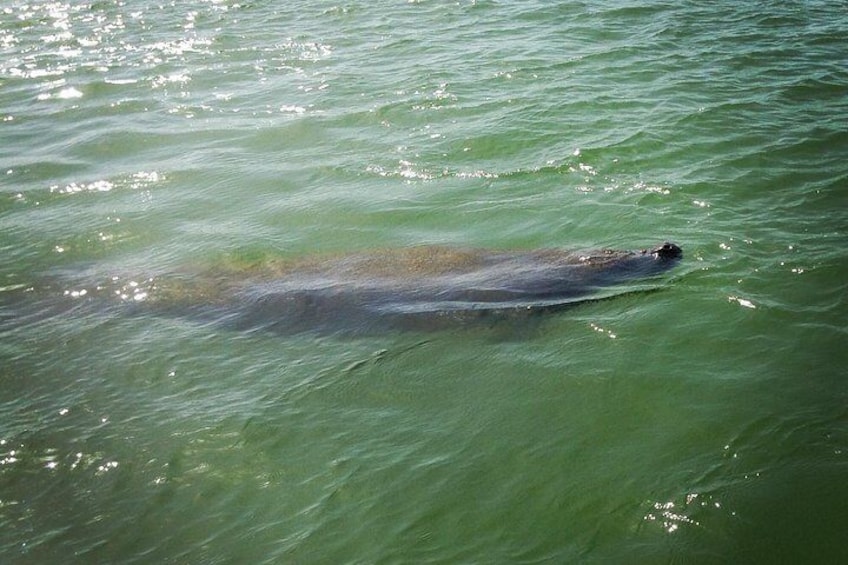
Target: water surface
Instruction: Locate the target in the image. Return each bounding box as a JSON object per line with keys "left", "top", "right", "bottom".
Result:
{"left": 1, "top": 1, "right": 847, "bottom": 562}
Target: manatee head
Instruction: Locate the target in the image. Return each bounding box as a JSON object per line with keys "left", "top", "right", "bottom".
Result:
{"left": 628, "top": 241, "right": 683, "bottom": 276}
{"left": 578, "top": 241, "right": 682, "bottom": 287}
{"left": 649, "top": 241, "right": 683, "bottom": 260}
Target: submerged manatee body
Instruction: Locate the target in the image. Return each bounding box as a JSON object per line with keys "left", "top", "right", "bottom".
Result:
{"left": 2, "top": 242, "right": 682, "bottom": 335}
{"left": 153, "top": 242, "right": 682, "bottom": 334}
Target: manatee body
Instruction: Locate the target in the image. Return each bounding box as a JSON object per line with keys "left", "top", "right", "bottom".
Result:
{"left": 2, "top": 242, "right": 682, "bottom": 335}
{"left": 176, "top": 242, "right": 683, "bottom": 334}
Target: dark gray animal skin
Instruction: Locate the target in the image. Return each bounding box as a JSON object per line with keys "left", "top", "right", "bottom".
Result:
{"left": 1, "top": 242, "right": 682, "bottom": 336}
{"left": 210, "top": 242, "right": 683, "bottom": 334}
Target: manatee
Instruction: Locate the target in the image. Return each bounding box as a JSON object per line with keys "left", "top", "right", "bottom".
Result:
{"left": 2, "top": 242, "right": 682, "bottom": 335}
{"left": 140, "top": 241, "right": 683, "bottom": 334}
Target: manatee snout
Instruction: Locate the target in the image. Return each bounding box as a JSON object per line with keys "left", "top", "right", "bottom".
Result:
{"left": 650, "top": 242, "right": 683, "bottom": 260}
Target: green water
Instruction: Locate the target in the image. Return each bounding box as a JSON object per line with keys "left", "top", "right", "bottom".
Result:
{"left": 2, "top": 1, "right": 847, "bottom": 562}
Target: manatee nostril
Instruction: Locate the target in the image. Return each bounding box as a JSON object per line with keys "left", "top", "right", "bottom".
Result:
{"left": 652, "top": 242, "right": 683, "bottom": 259}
